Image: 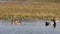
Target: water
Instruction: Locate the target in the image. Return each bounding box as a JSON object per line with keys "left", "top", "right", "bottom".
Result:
{"left": 0, "top": 20, "right": 60, "bottom": 34}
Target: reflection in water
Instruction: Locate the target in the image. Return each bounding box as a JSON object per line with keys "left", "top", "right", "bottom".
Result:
{"left": 53, "top": 23, "right": 56, "bottom": 28}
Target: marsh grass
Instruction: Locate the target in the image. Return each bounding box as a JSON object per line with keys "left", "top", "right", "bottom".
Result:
{"left": 0, "top": 3, "right": 60, "bottom": 20}
{"left": 8, "top": 0, "right": 60, "bottom": 2}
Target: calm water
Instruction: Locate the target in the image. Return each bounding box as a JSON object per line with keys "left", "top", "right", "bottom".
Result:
{"left": 0, "top": 20, "right": 60, "bottom": 34}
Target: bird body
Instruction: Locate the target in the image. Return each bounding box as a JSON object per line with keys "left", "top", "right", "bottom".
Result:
{"left": 11, "top": 18, "right": 21, "bottom": 25}
{"left": 45, "top": 21, "right": 50, "bottom": 26}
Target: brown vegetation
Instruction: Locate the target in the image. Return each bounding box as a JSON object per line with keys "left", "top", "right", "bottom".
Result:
{"left": 0, "top": 3, "right": 60, "bottom": 20}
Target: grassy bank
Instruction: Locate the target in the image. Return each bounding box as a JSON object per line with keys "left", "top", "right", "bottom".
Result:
{"left": 2, "top": 0, "right": 60, "bottom": 2}
{"left": 0, "top": 3, "right": 60, "bottom": 20}
{"left": 29, "top": 0, "right": 60, "bottom": 2}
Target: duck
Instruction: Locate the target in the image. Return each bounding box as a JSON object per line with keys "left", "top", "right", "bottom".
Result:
{"left": 51, "top": 18, "right": 56, "bottom": 24}
{"left": 53, "top": 22, "right": 56, "bottom": 28}
{"left": 11, "top": 18, "right": 21, "bottom": 25}
{"left": 45, "top": 21, "right": 50, "bottom": 26}
{"left": 51, "top": 18, "right": 56, "bottom": 28}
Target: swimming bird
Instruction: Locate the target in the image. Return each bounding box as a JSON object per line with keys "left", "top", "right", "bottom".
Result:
{"left": 45, "top": 21, "right": 50, "bottom": 26}
{"left": 51, "top": 18, "right": 56, "bottom": 28}
{"left": 53, "top": 22, "right": 56, "bottom": 28}
{"left": 11, "top": 18, "right": 21, "bottom": 25}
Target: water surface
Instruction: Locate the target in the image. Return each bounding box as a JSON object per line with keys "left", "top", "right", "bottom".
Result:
{"left": 0, "top": 20, "right": 60, "bottom": 34}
